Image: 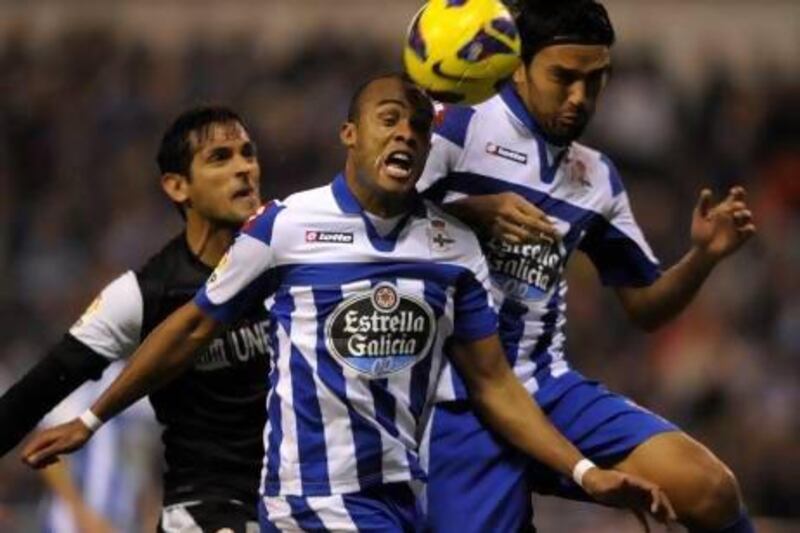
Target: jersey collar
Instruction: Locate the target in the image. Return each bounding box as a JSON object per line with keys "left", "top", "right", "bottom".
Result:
{"left": 499, "top": 84, "right": 570, "bottom": 184}
{"left": 331, "top": 173, "right": 425, "bottom": 252}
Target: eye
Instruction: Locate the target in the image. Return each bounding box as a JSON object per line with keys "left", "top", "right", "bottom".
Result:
{"left": 208, "top": 147, "right": 232, "bottom": 162}
{"left": 379, "top": 111, "right": 400, "bottom": 126}
{"left": 241, "top": 142, "right": 256, "bottom": 158}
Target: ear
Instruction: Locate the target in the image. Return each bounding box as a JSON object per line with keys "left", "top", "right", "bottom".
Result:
{"left": 340, "top": 121, "right": 357, "bottom": 148}
{"left": 161, "top": 172, "right": 190, "bottom": 206}
{"left": 512, "top": 63, "right": 528, "bottom": 86}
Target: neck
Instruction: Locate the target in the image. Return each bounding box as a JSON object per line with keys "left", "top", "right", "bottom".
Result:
{"left": 184, "top": 211, "right": 236, "bottom": 267}
{"left": 344, "top": 160, "right": 410, "bottom": 218}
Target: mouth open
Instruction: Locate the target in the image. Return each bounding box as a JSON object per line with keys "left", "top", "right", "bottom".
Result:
{"left": 383, "top": 150, "right": 414, "bottom": 179}
{"left": 232, "top": 187, "right": 256, "bottom": 200}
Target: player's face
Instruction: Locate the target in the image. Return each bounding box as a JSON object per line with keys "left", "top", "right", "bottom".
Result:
{"left": 342, "top": 78, "right": 433, "bottom": 203}
{"left": 185, "top": 121, "right": 261, "bottom": 226}
{"left": 513, "top": 44, "right": 611, "bottom": 144}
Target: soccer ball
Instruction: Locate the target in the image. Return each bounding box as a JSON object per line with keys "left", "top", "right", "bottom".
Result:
{"left": 403, "top": 0, "right": 521, "bottom": 105}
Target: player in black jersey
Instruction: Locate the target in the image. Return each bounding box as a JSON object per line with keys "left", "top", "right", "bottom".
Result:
{"left": 0, "top": 106, "right": 269, "bottom": 532}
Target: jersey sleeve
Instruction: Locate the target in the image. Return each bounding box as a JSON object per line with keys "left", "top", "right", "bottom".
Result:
{"left": 451, "top": 245, "right": 498, "bottom": 342}
{"left": 194, "top": 202, "right": 284, "bottom": 323}
{"left": 579, "top": 159, "right": 661, "bottom": 287}
{"left": 416, "top": 105, "right": 475, "bottom": 202}
{"left": 69, "top": 271, "right": 143, "bottom": 360}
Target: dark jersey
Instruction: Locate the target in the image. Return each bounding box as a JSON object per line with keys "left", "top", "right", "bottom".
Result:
{"left": 61, "top": 234, "right": 270, "bottom": 506}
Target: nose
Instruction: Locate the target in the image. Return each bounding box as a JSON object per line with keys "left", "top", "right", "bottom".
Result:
{"left": 567, "top": 81, "right": 588, "bottom": 109}
{"left": 393, "top": 118, "right": 418, "bottom": 148}
{"left": 234, "top": 154, "right": 258, "bottom": 181}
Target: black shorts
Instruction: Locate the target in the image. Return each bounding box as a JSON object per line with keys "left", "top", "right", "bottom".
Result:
{"left": 158, "top": 499, "right": 258, "bottom": 533}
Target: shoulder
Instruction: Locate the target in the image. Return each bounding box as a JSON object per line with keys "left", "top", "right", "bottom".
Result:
{"left": 568, "top": 142, "right": 625, "bottom": 198}
{"left": 69, "top": 271, "right": 143, "bottom": 333}
{"left": 135, "top": 233, "right": 187, "bottom": 279}
{"left": 433, "top": 103, "right": 477, "bottom": 148}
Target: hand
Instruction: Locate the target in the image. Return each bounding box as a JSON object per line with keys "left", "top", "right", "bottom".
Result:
{"left": 474, "top": 192, "right": 558, "bottom": 243}
{"left": 582, "top": 467, "right": 677, "bottom": 524}
{"left": 691, "top": 186, "right": 756, "bottom": 262}
{"left": 20, "top": 419, "right": 93, "bottom": 469}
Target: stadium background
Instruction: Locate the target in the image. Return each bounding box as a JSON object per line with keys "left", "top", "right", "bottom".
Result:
{"left": 0, "top": 0, "right": 796, "bottom": 531}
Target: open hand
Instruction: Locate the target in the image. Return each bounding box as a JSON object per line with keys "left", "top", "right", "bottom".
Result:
{"left": 691, "top": 186, "right": 756, "bottom": 262}
{"left": 21, "top": 419, "right": 92, "bottom": 469}
{"left": 582, "top": 467, "right": 677, "bottom": 524}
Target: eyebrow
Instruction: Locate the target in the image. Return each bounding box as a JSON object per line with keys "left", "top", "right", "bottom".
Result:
{"left": 376, "top": 99, "right": 407, "bottom": 108}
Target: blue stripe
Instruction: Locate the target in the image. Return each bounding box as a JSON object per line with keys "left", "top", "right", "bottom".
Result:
{"left": 409, "top": 281, "right": 444, "bottom": 419}
{"left": 242, "top": 201, "right": 285, "bottom": 245}
{"left": 527, "top": 287, "right": 563, "bottom": 371}
{"left": 285, "top": 496, "right": 330, "bottom": 532}
{"left": 312, "top": 287, "right": 384, "bottom": 492}
{"left": 277, "top": 261, "right": 467, "bottom": 289}
{"left": 288, "top": 303, "right": 331, "bottom": 493}
{"left": 436, "top": 171, "right": 596, "bottom": 249}
{"left": 194, "top": 268, "right": 277, "bottom": 324}
{"left": 600, "top": 155, "right": 625, "bottom": 197}
{"left": 435, "top": 105, "right": 475, "bottom": 148}
{"left": 264, "top": 287, "right": 289, "bottom": 494}
{"left": 497, "top": 296, "right": 529, "bottom": 367}
{"left": 453, "top": 270, "right": 498, "bottom": 342}
{"left": 578, "top": 222, "right": 661, "bottom": 287}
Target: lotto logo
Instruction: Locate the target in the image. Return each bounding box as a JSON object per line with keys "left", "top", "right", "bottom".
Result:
{"left": 305, "top": 230, "right": 354, "bottom": 244}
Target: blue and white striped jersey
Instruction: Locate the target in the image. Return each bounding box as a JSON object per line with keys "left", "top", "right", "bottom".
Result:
{"left": 194, "top": 174, "right": 497, "bottom": 497}
{"left": 418, "top": 84, "right": 661, "bottom": 402}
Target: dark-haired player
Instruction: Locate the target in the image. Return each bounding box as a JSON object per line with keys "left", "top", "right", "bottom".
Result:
{"left": 22, "top": 74, "right": 675, "bottom": 531}
{"left": 419, "top": 1, "right": 756, "bottom": 532}
{"left": 1, "top": 106, "right": 269, "bottom": 532}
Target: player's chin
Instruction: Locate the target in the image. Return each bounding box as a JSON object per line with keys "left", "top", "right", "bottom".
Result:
{"left": 378, "top": 171, "right": 417, "bottom": 195}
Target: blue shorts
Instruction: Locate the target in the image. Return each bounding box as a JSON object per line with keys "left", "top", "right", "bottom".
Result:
{"left": 422, "top": 371, "right": 677, "bottom": 533}
{"left": 259, "top": 482, "right": 421, "bottom": 532}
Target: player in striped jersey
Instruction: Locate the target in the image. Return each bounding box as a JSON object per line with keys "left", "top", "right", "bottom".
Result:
{"left": 22, "top": 74, "right": 676, "bottom": 532}
{"left": 418, "top": 1, "right": 756, "bottom": 532}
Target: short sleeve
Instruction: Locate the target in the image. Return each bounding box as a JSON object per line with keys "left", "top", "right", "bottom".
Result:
{"left": 69, "top": 271, "right": 143, "bottom": 360}
{"left": 451, "top": 251, "right": 498, "bottom": 342}
{"left": 194, "top": 203, "right": 284, "bottom": 323}
{"left": 579, "top": 163, "right": 661, "bottom": 287}
{"left": 417, "top": 105, "right": 474, "bottom": 200}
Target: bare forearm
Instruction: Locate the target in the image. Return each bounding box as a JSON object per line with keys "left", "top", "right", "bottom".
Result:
{"left": 621, "top": 246, "right": 716, "bottom": 330}
{"left": 469, "top": 371, "right": 583, "bottom": 478}
{"left": 91, "top": 304, "right": 217, "bottom": 421}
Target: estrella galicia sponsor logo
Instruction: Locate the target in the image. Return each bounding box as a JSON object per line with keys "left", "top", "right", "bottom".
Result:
{"left": 486, "top": 142, "right": 528, "bottom": 165}
{"left": 325, "top": 282, "right": 435, "bottom": 378}
{"left": 305, "top": 230, "right": 354, "bottom": 244}
{"left": 486, "top": 235, "right": 564, "bottom": 300}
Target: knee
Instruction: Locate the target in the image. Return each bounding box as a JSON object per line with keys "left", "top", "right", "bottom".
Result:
{"left": 683, "top": 462, "right": 743, "bottom": 527}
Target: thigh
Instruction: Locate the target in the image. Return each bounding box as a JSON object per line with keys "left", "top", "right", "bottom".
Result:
{"left": 259, "top": 484, "right": 420, "bottom": 533}
{"left": 422, "top": 401, "right": 532, "bottom": 533}
{"left": 611, "top": 430, "right": 740, "bottom": 515}
{"left": 159, "top": 500, "right": 259, "bottom": 533}
{"left": 528, "top": 379, "right": 678, "bottom": 499}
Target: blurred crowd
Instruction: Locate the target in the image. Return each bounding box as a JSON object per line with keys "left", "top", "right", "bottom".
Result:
{"left": 0, "top": 21, "right": 797, "bottom": 531}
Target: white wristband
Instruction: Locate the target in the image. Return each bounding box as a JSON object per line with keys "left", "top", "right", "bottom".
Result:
{"left": 572, "top": 458, "right": 597, "bottom": 488}
{"left": 78, "top": 409, "right": 103, "bottom": 433}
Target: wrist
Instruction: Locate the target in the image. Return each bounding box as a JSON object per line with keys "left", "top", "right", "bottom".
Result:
{"left": 78, "top": 409, "right": 103, "bottom": 433}
{"left": 688, "top": 244, "right": 720, "bottom": 270}
{"left": 572, "top": 458, "right": 597, "bottom": 489}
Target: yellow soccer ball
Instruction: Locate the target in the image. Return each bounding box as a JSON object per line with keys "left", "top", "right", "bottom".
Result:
{"left": 403, "top": 0, "right": 521, "bottom": 105}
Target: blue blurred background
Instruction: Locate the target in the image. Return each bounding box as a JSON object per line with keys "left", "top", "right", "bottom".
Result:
{"left": 0, "top": 1, "right": 797, "bottom": 531}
